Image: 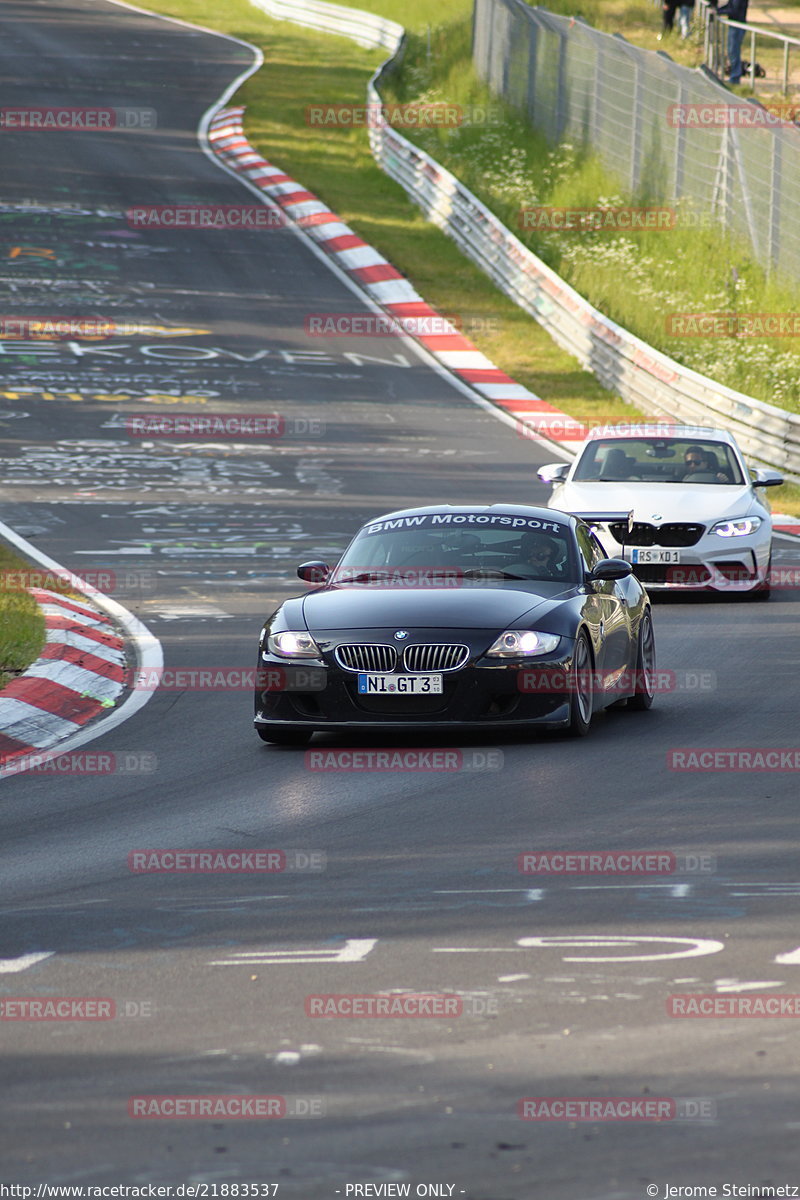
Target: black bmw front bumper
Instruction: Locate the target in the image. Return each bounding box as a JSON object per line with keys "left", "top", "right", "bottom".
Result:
{"left": 253, "top": 644, "right": 576, "bottom": 734}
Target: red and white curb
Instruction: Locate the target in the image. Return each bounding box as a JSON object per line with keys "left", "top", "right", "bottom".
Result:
{"left": 0, "top": 588, "right": 127, "bottom": 765}
{"left": 772, "top": 514, "right": 800, "bottom": 537}
{"left": 207, "top": 107, "right": 584, "bottom": 449}
{"left": 0, "top": 523, "right": 163, "bottom": 781}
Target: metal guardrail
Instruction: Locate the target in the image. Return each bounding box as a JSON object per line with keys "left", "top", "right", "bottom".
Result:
{"left": 248, "top": 0, "right": 402, "bottom": 49}
{"left": 249, "top": 0, "right": 800, "bottom": 480}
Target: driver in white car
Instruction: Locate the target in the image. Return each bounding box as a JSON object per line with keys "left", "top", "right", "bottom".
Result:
{"left": 681, "top": 445, "right": 730, "bottom": 483}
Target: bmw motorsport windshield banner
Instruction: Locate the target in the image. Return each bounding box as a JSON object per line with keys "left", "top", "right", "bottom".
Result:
{"left": 362, "top": 513, "right": 568, "bottom": 535}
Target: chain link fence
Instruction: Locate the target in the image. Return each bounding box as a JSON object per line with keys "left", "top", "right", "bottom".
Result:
{"left": 472, "top": 0, "right": 800, "bottom": 283}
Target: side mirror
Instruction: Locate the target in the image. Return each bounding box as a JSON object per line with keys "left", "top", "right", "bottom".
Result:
{"left": 752, "top": 468, "right": 784, "bottom": 487}
{"left": 297, "top": 561, "right": 330, "bottom": 584}
{"left": 537, "top": 462, "right": 570, "bottom": 484}
{"left": 590, "top": 557, "right": 633, "bottom": 582}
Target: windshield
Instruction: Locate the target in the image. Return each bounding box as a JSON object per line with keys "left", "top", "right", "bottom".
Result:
{"left": 573, "top": 438, "right": 745, "bottom": 485}
{"left": 333, "top": 513, "right": 578, "bottom": 585}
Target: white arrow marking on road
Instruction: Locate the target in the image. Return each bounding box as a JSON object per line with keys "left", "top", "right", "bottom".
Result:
{"left": 208, "top": 938, "right": 376, "bottom": 966}
{"left": 775, "top": 947, "right": 800, "bottom": 964}
{"left": 516, "top": 935, "right": 725, "bottom": 962}
{"left": 433, "top": 935, "right": 725, "bottom": 963}
{"left": 0, "top": 952, "right": 54, "bottom": 973}
{"left": 433, "top": 889, "right": 544, "bottom": 896}
{"left": 714, "top": 979, "right": 785, "bottom": 992}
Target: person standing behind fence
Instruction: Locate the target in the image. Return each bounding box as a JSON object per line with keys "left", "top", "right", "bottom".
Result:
{"left": 659, "top": 0, "right": 678, "bottom": 38}
{"left": 717, "top": 0, "right": 748, "bottom": 82}
{"left": 678, "top": 0, "right": 695, "bottom": 38}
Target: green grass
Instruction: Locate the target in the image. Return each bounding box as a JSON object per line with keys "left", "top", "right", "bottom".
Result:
{"left": 131, "top": 0, "right": 800, "bottom": 514}
{"left": 0, "top": 547, "right": 47, "bottom": 691}
{"left": 381, "top": 17, "right": 800, "bottom": 413}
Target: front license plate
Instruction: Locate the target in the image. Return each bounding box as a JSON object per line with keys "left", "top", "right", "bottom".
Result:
{"left": 357, "top": 673, "right": 443, "bottom": 695}
{"left": 631, "top": 548, "right": 682, "bottom": 564}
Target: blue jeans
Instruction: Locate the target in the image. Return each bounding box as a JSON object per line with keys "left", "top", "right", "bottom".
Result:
{"left": 728, "top": 25, "right": 746, "bottom": 82}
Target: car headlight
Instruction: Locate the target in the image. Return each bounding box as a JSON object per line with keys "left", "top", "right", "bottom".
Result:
{"left": 710, "top": 516, "right": 762, "bottom": 537}
{"left": 486, "top": 630, "right": 561, "bottom": 657}
{"left": 267, "top": 630, "right": 322, "bottom": 659}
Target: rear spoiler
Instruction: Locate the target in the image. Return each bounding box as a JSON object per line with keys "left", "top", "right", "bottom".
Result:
{"left": 572, "top": 510, "right": 634, "bottom": 532}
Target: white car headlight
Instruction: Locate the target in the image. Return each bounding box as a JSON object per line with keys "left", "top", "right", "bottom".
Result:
{"left": 710, "top": 516, "right": 762, "bottom": 537}
{"left": 267, "top": 631, "right": 322, "bottom": 659}
{"left": 486, "top": 630, "right": 561, "bottom": 657}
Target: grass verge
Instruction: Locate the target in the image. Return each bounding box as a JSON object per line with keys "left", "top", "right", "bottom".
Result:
{"left": 133, "top": 0, "right": 800, "bottom": 514}
{"left": 381, "top": 16, "right": 800, "bottom": 414}
{"left": 0, "top": 546, "right": 47, "bottom": 691}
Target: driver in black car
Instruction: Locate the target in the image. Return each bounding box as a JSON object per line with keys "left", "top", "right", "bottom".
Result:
{"left": 508, "top": 530, "right": 564, "bottom": 579}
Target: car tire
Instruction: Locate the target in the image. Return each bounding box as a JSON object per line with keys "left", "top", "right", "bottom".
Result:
{"left": 256, "top": 727, "right": 312, "bottom": 746}
{"left": 627, "top": 608, "right": 655, "bottom": 710}
{"left": 566, "top": 630, "right": 593, "bottom": 737}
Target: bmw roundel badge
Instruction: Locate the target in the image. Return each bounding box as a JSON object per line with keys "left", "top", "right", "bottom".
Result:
{"left": 394, "top": 630, "right": 409, "bottom": 640}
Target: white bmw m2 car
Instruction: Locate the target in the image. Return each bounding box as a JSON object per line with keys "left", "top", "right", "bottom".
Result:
{"left": 538, "top": 425, "right": 783, "bottom": 598}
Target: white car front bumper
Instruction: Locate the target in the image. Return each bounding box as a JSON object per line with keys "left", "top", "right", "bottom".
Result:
{"left": 596, "top": 523, "right": 772, "bottom": 593}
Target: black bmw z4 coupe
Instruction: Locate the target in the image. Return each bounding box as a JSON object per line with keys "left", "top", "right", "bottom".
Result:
{"left": 254, "top": 504, "right": 656, "bottom": 744}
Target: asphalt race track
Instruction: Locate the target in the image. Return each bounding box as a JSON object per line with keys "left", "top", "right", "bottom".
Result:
{"left": 2, "top": 1, "right": 800, "bottom": 1196}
